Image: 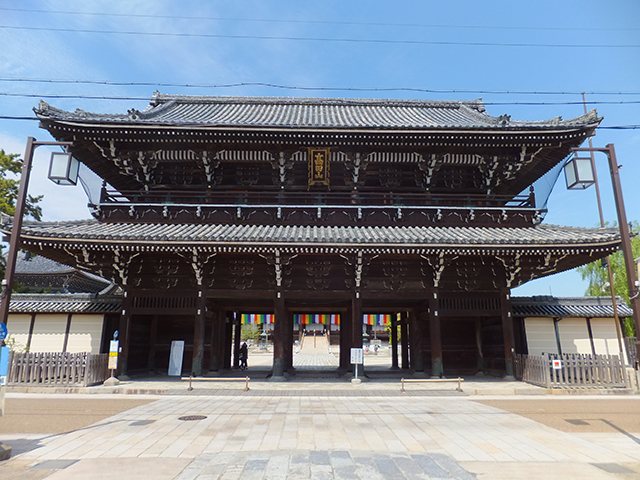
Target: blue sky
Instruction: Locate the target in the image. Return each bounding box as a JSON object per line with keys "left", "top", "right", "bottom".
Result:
{"left": 1, "top": 0, "right": 639, "bottom": 297}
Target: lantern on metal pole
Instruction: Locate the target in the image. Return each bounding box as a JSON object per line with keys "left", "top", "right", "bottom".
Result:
{"left": 48, "top": 151, "right": 80, "bottom": 185}
{"left": 0, "top": 137, "right": 75, "bottom": 328}
{"left": 570, "top": 144, "right": 640, "bottom": 369}
{"left": 564, "top": 154, "right": 595, "bottom": 190}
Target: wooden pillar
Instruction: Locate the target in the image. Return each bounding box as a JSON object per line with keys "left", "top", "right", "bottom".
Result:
{"left": 340, "top": 306, "right": 352, "bottom": 371}
{"left": 410, "top": 309, "right": 425, "bottom": 373}
{"left": 501, "top": 289, "right": 515, "bottom": 379}
{"left": 475, "top": 317, "right": 484, "bottom": 374}
{"left": 429, "top": 290, "right": 443, "bottom": 378}
{"left": 209, "top": 307, "right": 224, "bottom": 373}
{"left": 147, "top": 314, "right": 158, "bottom": 372}
{"left": 400, "top": 311, "right": 409, "bottom": 370}
{"left": 351, "top": 293, "right": 363, "bottom": 349}
{"left": 62, "top": 313, "right": 72, "bottom": 353}
{"left": 390, "top": 314, "right": 399, "bottom": 370}
{"left": 233, "top": 316, "right": 241, "bottom": 369}
{"left": 192, "top": 290, "right": 206, "bottom": 376}
{"left": 118, "top": 291, "right": 132, "bottom": 378}
{"left": 224, "top": 312, "right": 233, "bottom": 369}
{"left": 272, "top": 293, "right": 286, "bottom": 378}
{"left": 26, "top": 313, "right": 36, "bottom": 351}
{"left": 285, "top": 309, "right": 294, "bottom": 372}
{"left": 352, "top": 293, "right": 363, "bottom": 376}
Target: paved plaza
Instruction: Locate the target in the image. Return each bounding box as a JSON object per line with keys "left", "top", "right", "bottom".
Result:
{"left": 1, "top": 340, "right": 640, "bottom": 479}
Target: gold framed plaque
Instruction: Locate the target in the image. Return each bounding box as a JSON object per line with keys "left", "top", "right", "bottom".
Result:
{"left": 308, "top": 147, "right": 330, "bottom": 187}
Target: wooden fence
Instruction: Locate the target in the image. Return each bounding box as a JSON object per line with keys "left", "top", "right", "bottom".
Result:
{"left": 8, "top": 351, "right": 110, "bottom": 387}
{"left": 624, "top": 336, "right": 637, "bottom": 367}
{"left": 514, "top": 353, "right": 628, "bottom": 389}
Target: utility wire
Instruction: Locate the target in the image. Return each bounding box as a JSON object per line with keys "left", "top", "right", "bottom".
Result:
{"left": 3, "top": 92, "right": 640, "bottom": 106}
{"left": 0, "top": 25, "right": 638, "bottom": 48}
{"left": 1, "top": 79, "right": 640, "bottom": 97}
{"left": 1, "top": 6, "right": 637, "bottom": 32}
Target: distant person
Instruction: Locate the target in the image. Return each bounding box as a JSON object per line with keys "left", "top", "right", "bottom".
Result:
{"left": 239, "top": 342, "right": 248, "bottom": 370}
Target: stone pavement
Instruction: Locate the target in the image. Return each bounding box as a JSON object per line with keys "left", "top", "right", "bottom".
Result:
{"left": 1, "top": 388, "right": 640, "bottom": 479}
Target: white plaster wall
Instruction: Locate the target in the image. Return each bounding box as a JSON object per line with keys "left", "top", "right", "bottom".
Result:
{"left": 590, "top": 317, "right": 626, "bottom": 357}
{"left": 67, "top": 314, "right": 104, "bottom": 353}
{"left": 557, "top": 318, "right": 592, "bottom": 354}
{"left": 524, "top": 318, "right": 558, "bottom": 356}
{"left": 6, "top": 314, "right": 32, "bottom": 350}
{"left": 28, "top": 314, "right": 67, "bottom": 352}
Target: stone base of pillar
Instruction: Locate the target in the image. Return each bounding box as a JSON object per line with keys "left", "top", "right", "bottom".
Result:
{"left": 503, "top": 375, "right": 516, "bottom": 381}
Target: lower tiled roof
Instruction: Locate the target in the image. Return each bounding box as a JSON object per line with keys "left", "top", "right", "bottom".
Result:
{"left": 10, "top": 220, "right": 620, "bottom": 249}
{"left": 512, "top": 296, "right": 633, "bottom": 318}
{"left": 8, "top": 293, "right": 122, "bottom": 314}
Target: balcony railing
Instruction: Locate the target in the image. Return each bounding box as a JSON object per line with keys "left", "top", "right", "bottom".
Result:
{"left": 99, "top": 188, "right": 535, "bottom": 209}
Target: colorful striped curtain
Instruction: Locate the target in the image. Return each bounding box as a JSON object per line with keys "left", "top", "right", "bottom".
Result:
{"left": 240, "top": 314, "right": 274, "bottom": 325}
{"left": 294, "top": 314, "right": 340, "bottom": 325}
{"left": 363, "top": 314, "right": 391, "bottom": 326}
{"left": 240, "top": 313, "right": 389, "bottom": 325}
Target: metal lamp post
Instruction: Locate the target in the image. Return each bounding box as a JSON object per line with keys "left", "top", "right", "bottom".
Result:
{"left": 569, "top": 144, "right": 640, "bottom": 368}
{"left": 0, "top": 137, "right": 75, "bottom": 328}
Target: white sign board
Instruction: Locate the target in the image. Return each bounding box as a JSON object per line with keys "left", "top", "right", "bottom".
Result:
{"left": 108, "top": 340, "right": 119, "bottom": 370}
{"left": 350, "top": 348, "right": 364, "bottom": 365}
{"left": 168, "top": 340, "right": 185, "bottom": 376}
{"left": 552, "top": 359, "right": 563, "bottom": 370}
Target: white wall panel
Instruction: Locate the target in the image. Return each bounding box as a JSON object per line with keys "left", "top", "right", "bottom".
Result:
{"left": 6, "top": 314, "right": 32, "bottom": 350}
{"left": 67, "top": 314, "right": 104, "bottom": 353}
{"left": 524, "top": 318, "right": 558, "bottom": 356}
{"left": 590, "top": 318, "right": 625, "bottom": 357}
{"left": 557, "top": 318, "right": 592, "bottom": 354}
{"left": 29, "top": 314, "right": 67, "bottom": 352}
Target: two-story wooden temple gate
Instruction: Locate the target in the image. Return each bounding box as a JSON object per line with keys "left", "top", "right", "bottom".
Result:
{"left": 7, "top": 94, "right": 621, "bottom": 379}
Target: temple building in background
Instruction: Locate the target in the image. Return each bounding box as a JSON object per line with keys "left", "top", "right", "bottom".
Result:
{"left": 2, "top": 94, "right": 621, "bottom": 378}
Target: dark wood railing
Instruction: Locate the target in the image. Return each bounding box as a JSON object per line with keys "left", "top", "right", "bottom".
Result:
{"left": 100, "top": 188, "right": 535, "bottom": 209}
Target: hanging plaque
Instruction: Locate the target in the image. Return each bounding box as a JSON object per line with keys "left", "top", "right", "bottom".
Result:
{"left": 308, "top": 147, "right": 330, "bottom": 187}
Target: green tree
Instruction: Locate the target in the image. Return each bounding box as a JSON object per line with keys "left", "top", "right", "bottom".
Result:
{"left": 0, "top": 149, "right": 43, "bottom": 220}
{"left": 1, "top": 148, "right": 44, "bottom": 277}
{"left": 577, "top": 221, "right": 640, "bottom": 336}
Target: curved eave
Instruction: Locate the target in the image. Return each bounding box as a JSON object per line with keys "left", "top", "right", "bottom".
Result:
{"left": 38, "top": 117, "right": 600, "bottom": 138}
{"left": 15, "top": 232, "right": 621, "bottom": 254}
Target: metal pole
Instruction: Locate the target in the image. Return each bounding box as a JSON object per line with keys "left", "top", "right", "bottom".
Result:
{"left": 571, "top": 144, "right": 640, "bottom": 368}
{"left": 604, "top": 145, "right": 640, "bottom": 367}
{"left": 581, "top": 94, "right": 626, "bottom": 360}
{"left": 0, "top": 137, "right": 36, "bottom": 328}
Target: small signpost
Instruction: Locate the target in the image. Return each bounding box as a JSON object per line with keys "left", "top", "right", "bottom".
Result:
{"left": 108, "top": 340, "right": 119, "bottom": 370}
{"left": 0, "top": 337, "right": 9, "bottom": 416}
{"left": 104, "top": 331, "right": 120, "bottom": 386}
{"left": 350, "top": 347, "right": 363, "bottom": 384}
{"left": 552, "top": 359, "right": 563, "bottom": 370}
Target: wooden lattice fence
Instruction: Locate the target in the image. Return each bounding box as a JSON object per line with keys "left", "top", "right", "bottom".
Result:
{"left": 8, "top": 351, "right": 109, "bottom": 387}
{"left": 514, "top": 353, "right": 628, "bottom": 389}
{"left": 624, "top": 337, "right": 637, "bottom": 367}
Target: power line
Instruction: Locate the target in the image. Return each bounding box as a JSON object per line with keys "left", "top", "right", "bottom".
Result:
{"left": 1, "top": 6, "right": 637, "bottom": 33}
{"left": 1, "top": 78, "right": 640, "bottom": 97}
{"left": 1, "top": 25, "right": 638, "bottom": 49}
{"left": 4, "top": 92, "right": 640, "bottom": 106}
